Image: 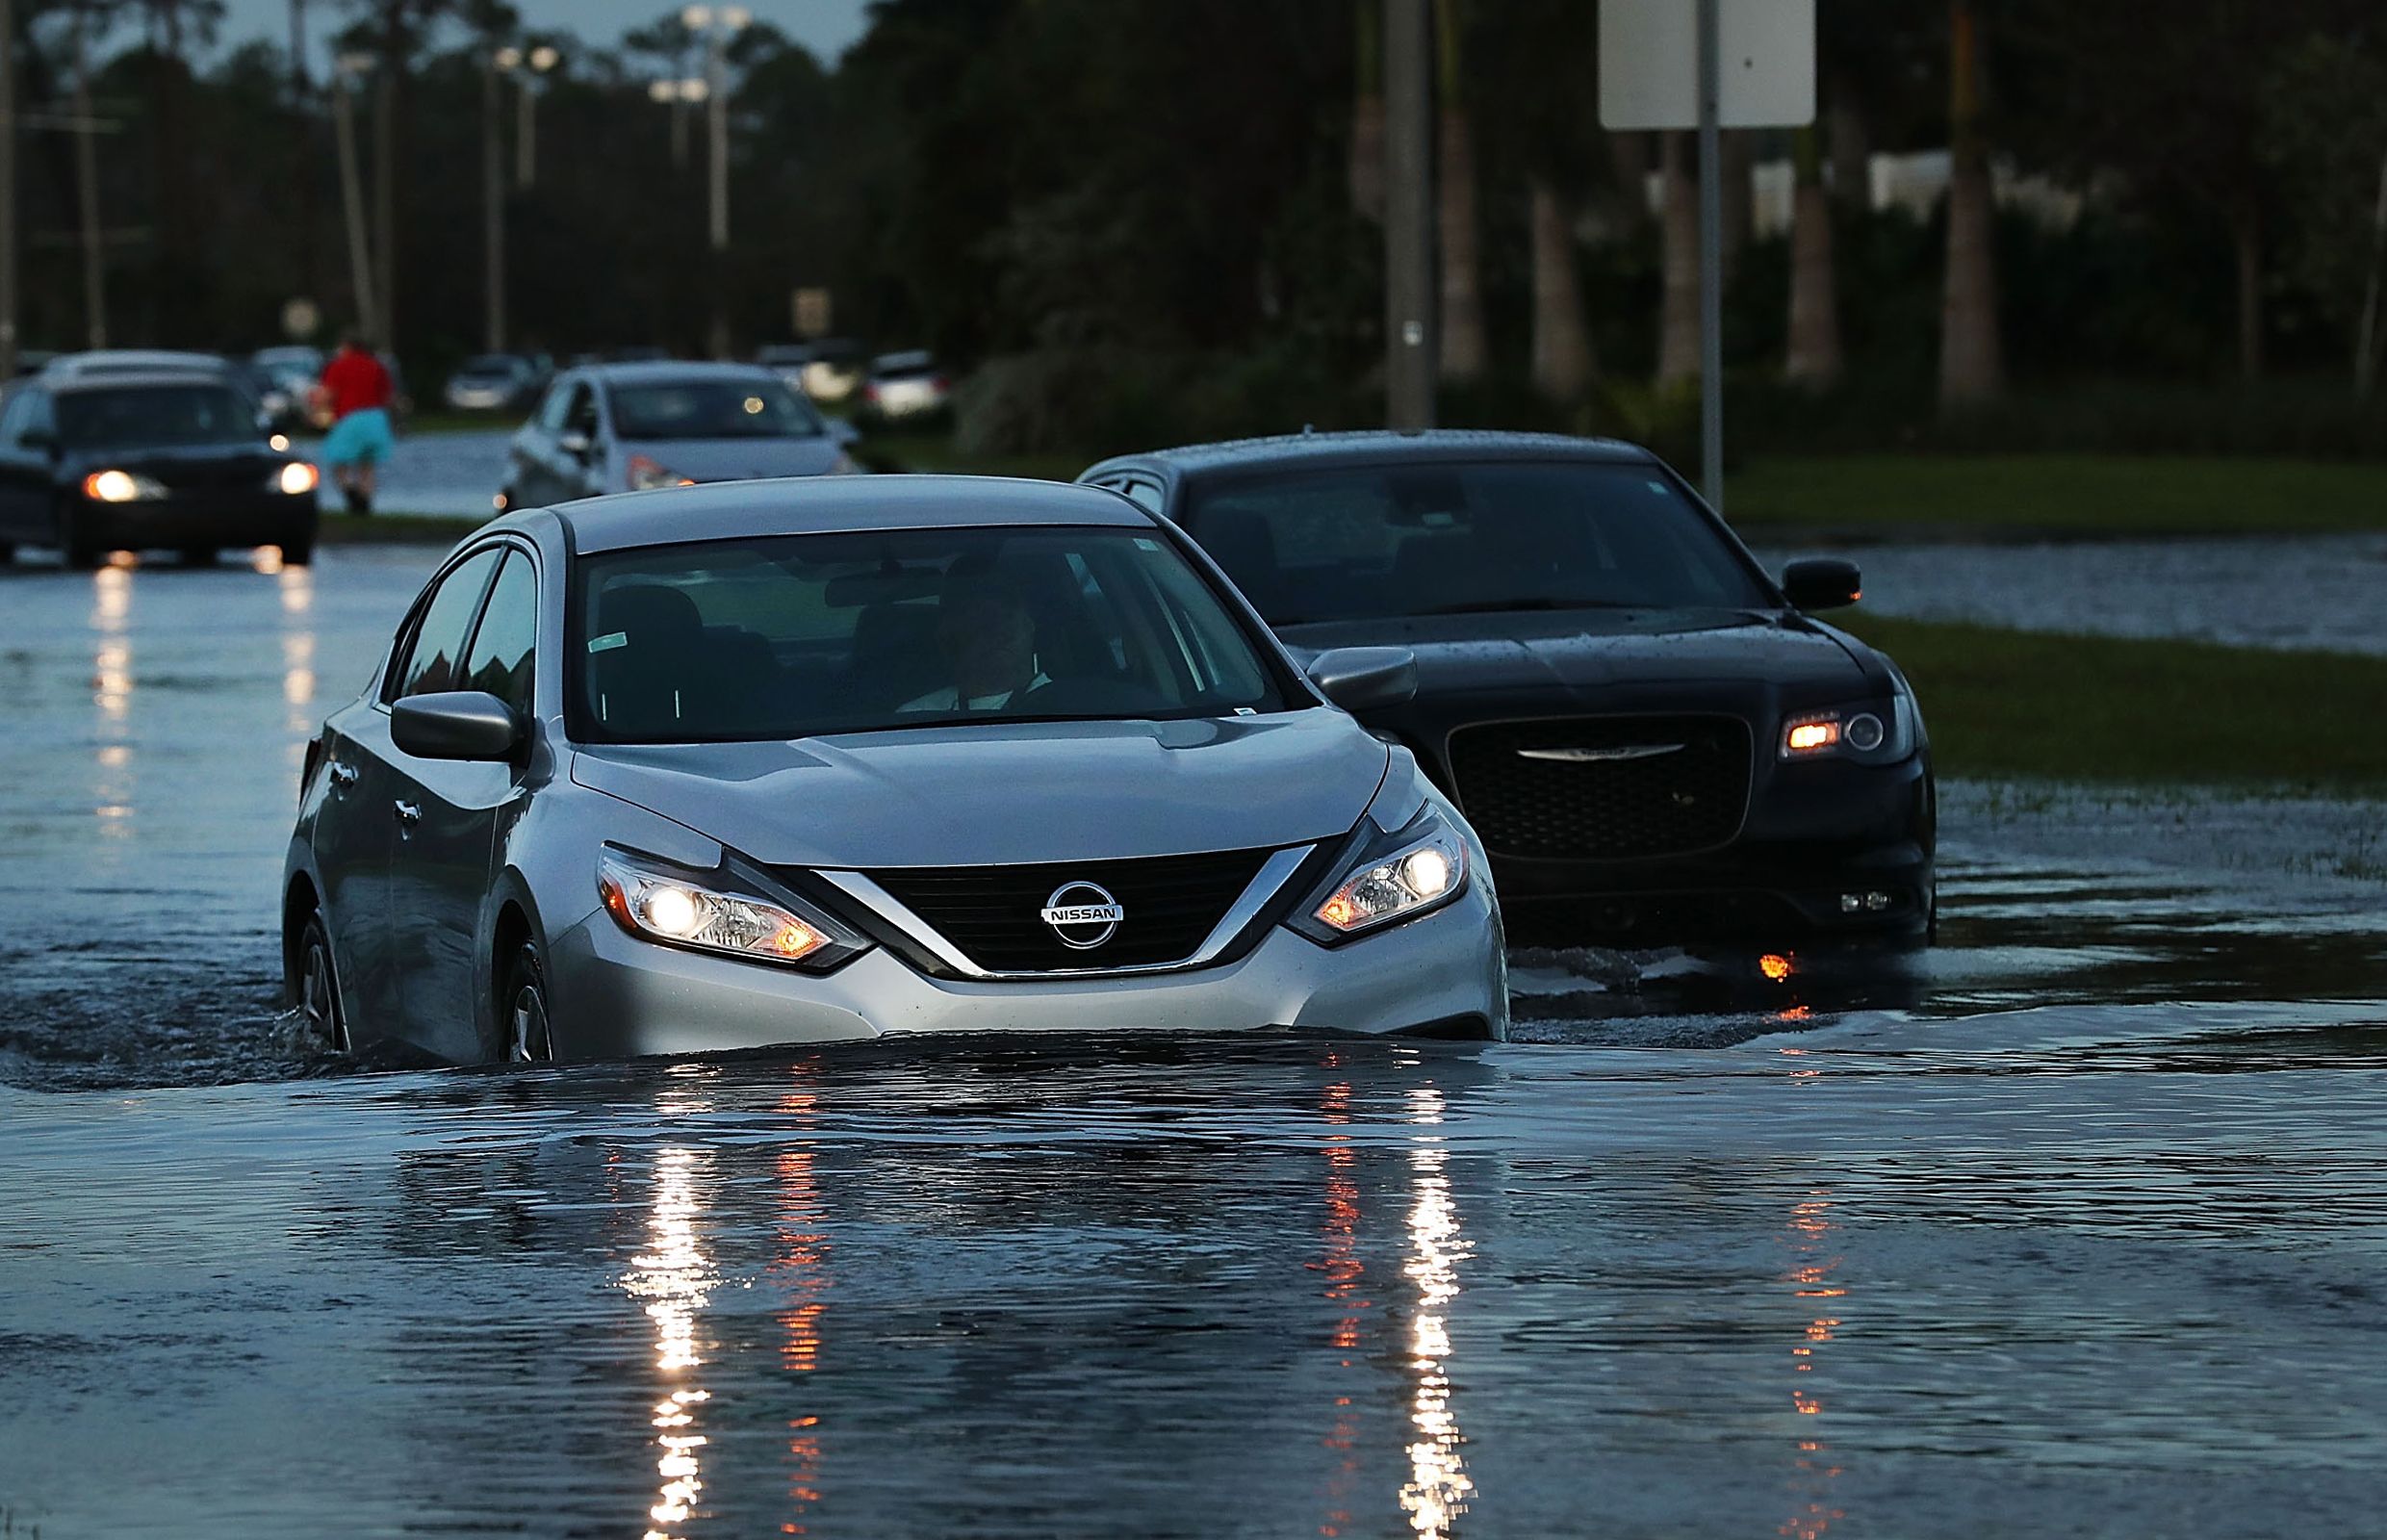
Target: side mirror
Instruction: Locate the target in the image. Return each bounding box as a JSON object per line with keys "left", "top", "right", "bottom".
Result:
{"left": 558, "top": 429, "right": 594, "bottom": 459}
{"left": 827, "top": 417, "right": 860, "bottom": 446}
{"left": 391, "top": 690, "right": 523, "bottom": 762}
{"left": 1781, "top": 557, "right": 1862, "bottom": 611}
{"left": 1306, "top": 646, "right": 1418, "bottom": 714}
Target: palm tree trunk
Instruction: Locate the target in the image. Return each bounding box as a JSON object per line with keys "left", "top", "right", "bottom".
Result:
{"left": 1529, "top": 180, "right": 1591, "bottom": 399}
{"left": 1786, "top": 127, "right": 1841, "bottom": 387}
{"left": 1433, "top": 0, "right": 1484, "bottom": 382}
{"left": 1938, "top": 0, "right": 2003, "bottom": 409}
{"left": 1657, "top": 132, "right": 1700, "bottom": 386}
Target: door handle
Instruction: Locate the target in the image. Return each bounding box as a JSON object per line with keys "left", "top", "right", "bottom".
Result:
{"left": 328, "top": 760, "right": 359, "bottom": 788}
{"left": 393, "top": 800, "right": 422, "bottom": 824}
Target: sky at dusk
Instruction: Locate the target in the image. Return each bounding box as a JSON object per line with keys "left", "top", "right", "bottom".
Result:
{"left": 206, "top": 0, "right": 875, "bottom": 70}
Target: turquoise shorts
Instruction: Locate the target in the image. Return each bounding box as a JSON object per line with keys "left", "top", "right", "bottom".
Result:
{"left": 321, "top": 407, "right": 395, "bottom": 468}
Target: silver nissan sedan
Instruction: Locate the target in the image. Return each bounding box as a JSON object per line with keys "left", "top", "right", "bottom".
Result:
{"left": 282, "top": 476, "right": 1507, "bottom": 1064}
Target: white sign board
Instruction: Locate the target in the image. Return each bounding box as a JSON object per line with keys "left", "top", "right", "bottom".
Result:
{"left": 1598, "top": 0, "right": 1815, "bottom": 130}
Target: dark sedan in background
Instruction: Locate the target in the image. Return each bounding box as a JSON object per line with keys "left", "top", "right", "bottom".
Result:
{"left": 1081, "top": 430, "right": 1934, "bottom": 945}
{"left": 500, "top": 362, "right": 860, "bottom": 512}
{"left": 0, "top": 371, "right": 321, "bottom": 566}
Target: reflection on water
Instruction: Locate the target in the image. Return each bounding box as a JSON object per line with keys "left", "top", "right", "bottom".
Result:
{"left": 1398, "top": 1084, "right": 1472, "bottom": 1539}
{"left": 1781, "top": 1191, "right": 1846, "bottom": 1540}
{"left": 629, "top": 1143, "right": 718, "bottom": 1539}
{"left": 1315, "top": 1067, "right": 1365, "bottom": 1538}
{"left": 775, "top": 1082, "right": 831, "bottom": 1535}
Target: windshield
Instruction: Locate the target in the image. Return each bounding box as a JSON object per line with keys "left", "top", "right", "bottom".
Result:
{"left": 607, "top": 377, "right": 825, "bottom": 440}
{"left": 571, "top": 525, "right": 1293, "bottom": 744}
{"left": 1183, "top": 459, "right": 1773, "bottom": 623}
{"left": 58, "top": 384, "right": 259, "bottom": 449}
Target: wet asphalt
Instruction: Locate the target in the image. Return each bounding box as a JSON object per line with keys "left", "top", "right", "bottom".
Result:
{"left": 2, "top": 548, "right": 2383, "bottom": 1536}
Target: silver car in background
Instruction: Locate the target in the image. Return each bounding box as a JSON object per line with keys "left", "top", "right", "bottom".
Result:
{"left": 499, "top": 361, "right": 861, "bottom": 513}
{"left": 282, "top": 476, "right": 1506, "bottom": 1064}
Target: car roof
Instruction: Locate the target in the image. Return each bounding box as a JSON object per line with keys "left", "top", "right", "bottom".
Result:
{"left": 518, "top": 475, "right": 1156, "bottom": 555}
{"left": 47, "top": 369, "right": 250, "bottom": 396}
{"left": 42, "top": 349, "right": 234, "bottom": 376}
{"left": 578, "top": 360, "right": 779, "bottom": 385}
{"left": 1089, "top": 427, "right": 1656, "bottom": 481}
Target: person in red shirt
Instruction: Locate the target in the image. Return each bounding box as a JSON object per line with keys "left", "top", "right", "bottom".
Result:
{"left": 316, "top": 331, "right": 397, "bottom": 515}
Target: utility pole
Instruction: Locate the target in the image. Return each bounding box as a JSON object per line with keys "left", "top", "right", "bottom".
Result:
{"left": 482, "top": 48, "right": 503, "bottom": 352}
{"left": 372, "top": 63, "right": 393, "bottom": 348}
{"left": 0, "top": 0, "right": 16, "bottom": 380}
{"left": 1382, "top": 0, "right": 1434, "bottom": 429}
{"left": 683, "top": 5, "right": 747, "bottom": 359}
{"left": 1695, "top": 0, "right": 1723, "bottom": 507}
{"left": 69, "top": 0, "right": 105, "bottom": 347}
{"left": 332, "top": 55, "right": 375, "bottom": 338}
{"left": 514, "top": 44, "right": 555, "bottom": 189}
{"left": 290, "top": 0, "right": 319, "bottom": 318}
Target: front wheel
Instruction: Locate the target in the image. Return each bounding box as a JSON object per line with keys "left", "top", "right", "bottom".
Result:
{"left": 498, "top": 940, "right": 553, "bottom": 1064}
{"left": 279, "top": 539, "right": 316, "bottom": 567}
{"left": 56, "top": 504, "right": 101, "bottom": 570}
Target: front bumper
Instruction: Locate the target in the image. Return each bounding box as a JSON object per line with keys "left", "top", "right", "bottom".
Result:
{"left": 80, "top": 495, "right": 319, "bottom": 552}
{"left": 543, "top": 873, "right": 1506, "bottom": 1059}
{"left": 1490, "top": 753, "right": 1936, "bottom": 942}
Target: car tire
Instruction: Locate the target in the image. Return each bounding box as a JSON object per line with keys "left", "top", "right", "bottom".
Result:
{"left": 57, "top": 504, "right": 101, "bottom": 570}
{"left": 180, "top": 547, "right": 220, "bottom": 567}
{"left": 0, "top": 542, "right": 15, "bottom": 564}
{"left": 280, "top": 540, "right": 315, "bottom": 567}
{"left": 293, "top": 908, "right": 351, "bottom": 1052}
{"left": 498, "top": 939, "right": 554, "bottom": 1065}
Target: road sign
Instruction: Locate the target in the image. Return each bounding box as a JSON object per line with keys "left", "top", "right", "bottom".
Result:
{"left": 1598, "top": 0, "right": 1814, "bottom": 131}
{"left": 792, "top": 286, "right": 832, "bottom": 339}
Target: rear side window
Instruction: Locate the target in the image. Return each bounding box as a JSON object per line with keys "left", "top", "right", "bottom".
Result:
{"left": 393, "top": 549, "right": 503, "bottom": 700}
{"left": 460, "top": 551, "right": 538, "bottom": 713}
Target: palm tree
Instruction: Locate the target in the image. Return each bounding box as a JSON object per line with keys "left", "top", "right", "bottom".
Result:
{"left": 1434, "top": 0, "right": 1484, "bottom": 381}
{"left": 1938, "top": 0, "right": 2003, "bottom": 407}
{"left": 1784, "top": 124, "right": 1841, "bottom": 386}
{"left": 1656, "top": 132, "right": 1699, "bottom": 385}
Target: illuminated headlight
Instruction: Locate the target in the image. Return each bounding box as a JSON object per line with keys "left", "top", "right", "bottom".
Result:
{"left": 597, "top": 849, "right": 869, "bottom": 971}
{"left": 627, "top": 454, "right": 694, "bottom": 491}
{"left": 273, "top": 461, "right": 321, "bottom": 496}
{"left": 1292, "top": 812, "right": 1469, "bottom": 944}
{"left": 1780, "top": 678, "right": 1920, "bottom": 764}
{"left": 83, "top": 469, "right": 167, "bottom": 503}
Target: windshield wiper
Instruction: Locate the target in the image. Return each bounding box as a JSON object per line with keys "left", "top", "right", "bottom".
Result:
{"left": 1407, "top": 598, "right": 1631, "bottom": 617}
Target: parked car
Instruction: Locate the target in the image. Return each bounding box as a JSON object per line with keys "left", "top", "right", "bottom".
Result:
{"left": 797, "top": 338, "right": 866, "bottom": 403}
{"left": 1079, "top": 430, "right": 1935, "bottom": 945}
{"left": 0, "top": 371, "right": 321, "bottom": 567}
{"left": 280, "top": 475, "right": 1505, "bottom": 1063}
{"left": 500, "top": 362, "right": 861, "bottom": 511}
{"left": 251, "top": 345, "right": 325, "bottom": 404}
{"left": 443, "top": 354, "right": 541, "bottom": 414}
{"left": 756, "top": 343, "right": 814, "bottom": 395}
{"left": 858, "top": 350, "right": 953, "bottom": 423}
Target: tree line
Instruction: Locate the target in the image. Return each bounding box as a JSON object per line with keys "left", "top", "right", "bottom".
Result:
{"left": 6, "top": 0, "right": 2385, "bottom": 450}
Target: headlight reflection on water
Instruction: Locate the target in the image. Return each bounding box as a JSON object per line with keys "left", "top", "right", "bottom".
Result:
{"left": 627, "top": 1145, "right": 718, "bottom": 1540}
{"left": 1399, "top": 1085, "right": 1474, "bottom": 1540}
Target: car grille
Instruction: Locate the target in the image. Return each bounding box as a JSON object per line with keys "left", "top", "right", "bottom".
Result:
{"left": 863, "top": 846, "right": 1277, "bottom": 973}
{"left": 1448, "top": 715, "right": 1752, "bottom": 860}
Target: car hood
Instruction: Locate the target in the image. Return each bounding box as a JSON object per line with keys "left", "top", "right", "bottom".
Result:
{"left": 1276, "top": 607, "right": 1874, "bottom": 696}
{"left": 571, "top": 709, "right": 1388, "bottom": 868}
{"left": 621, "top": 436, "right": 845, "bottom": 481}
{"left": 64, "top": 441, "right": 283, "bottom": 485}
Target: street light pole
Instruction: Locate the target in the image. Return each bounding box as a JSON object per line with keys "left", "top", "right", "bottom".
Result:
{"left": 332, "top": 54, "right": 376, "bottom": 338}
{"left": 482, "top": 49, "right": 504, "bottom": 352}
{"left": 514, "top": 44, "right": 556, "bottom": 190}
{"left": 682, "top": 5, "right": 747, "bottom": 359}
{"left": 0, "top": 0, "right": 16, "bottom": 381}
{"left": 1382, "top": 0, "right": 1434, "bottom": 430}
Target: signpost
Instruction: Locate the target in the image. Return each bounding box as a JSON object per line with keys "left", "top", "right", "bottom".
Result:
{"left": 1600, "top": 0, "right": 1813, "bottom": 510}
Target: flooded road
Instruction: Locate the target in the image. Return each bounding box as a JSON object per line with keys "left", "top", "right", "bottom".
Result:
{"left": 3, "top": 549, "right": 2384, "bottom": 1535}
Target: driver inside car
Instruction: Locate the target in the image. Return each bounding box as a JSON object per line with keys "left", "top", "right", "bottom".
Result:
{"left": 898, "top": 572, "right": 1053, "bottom": 713}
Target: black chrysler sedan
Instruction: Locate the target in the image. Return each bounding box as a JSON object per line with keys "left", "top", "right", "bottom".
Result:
{"left": 0, "top": 372, "right": 321, "bottom": 567}
{"left": 1079, "top": 430, "right": 1934, "bottom": 944}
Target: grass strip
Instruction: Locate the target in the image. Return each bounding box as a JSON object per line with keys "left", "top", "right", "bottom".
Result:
{"left": 1836, "top": 612, "right": 2387, "bottom": 794}
{"left": 1726, "top": 453, "right": 2387, "bottom": 539}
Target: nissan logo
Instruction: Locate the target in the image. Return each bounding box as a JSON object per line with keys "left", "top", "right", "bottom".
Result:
{"left": 1040, "top": 881, "right": 1125, "bottom": 950}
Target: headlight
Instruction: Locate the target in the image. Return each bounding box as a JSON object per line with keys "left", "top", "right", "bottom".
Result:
{"left": 273, "top": 461, "right": 320, "bottom": 496}
{"left": 1780, "top": 680, "right": 1919, "bottom": 765}
{"left": 627, "top": 454, "right": 694, "bottom": 491}
{"left": 1289, "top": 811, "right": 1469, "bottom": 945}
{"left": 83, "top": 470, "right": 167, "bottom": 503}
{"left": 597, "top": 848, "right": 870, "bottom": 972}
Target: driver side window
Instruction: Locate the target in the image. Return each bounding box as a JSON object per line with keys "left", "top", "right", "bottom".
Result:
{"left": 390, "top": 548, "right": 503, "bottom": 702}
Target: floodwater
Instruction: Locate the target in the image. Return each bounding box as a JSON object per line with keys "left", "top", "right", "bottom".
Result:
{"left": 3, "top": 550, "right": 2384, "bottom": 1536}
